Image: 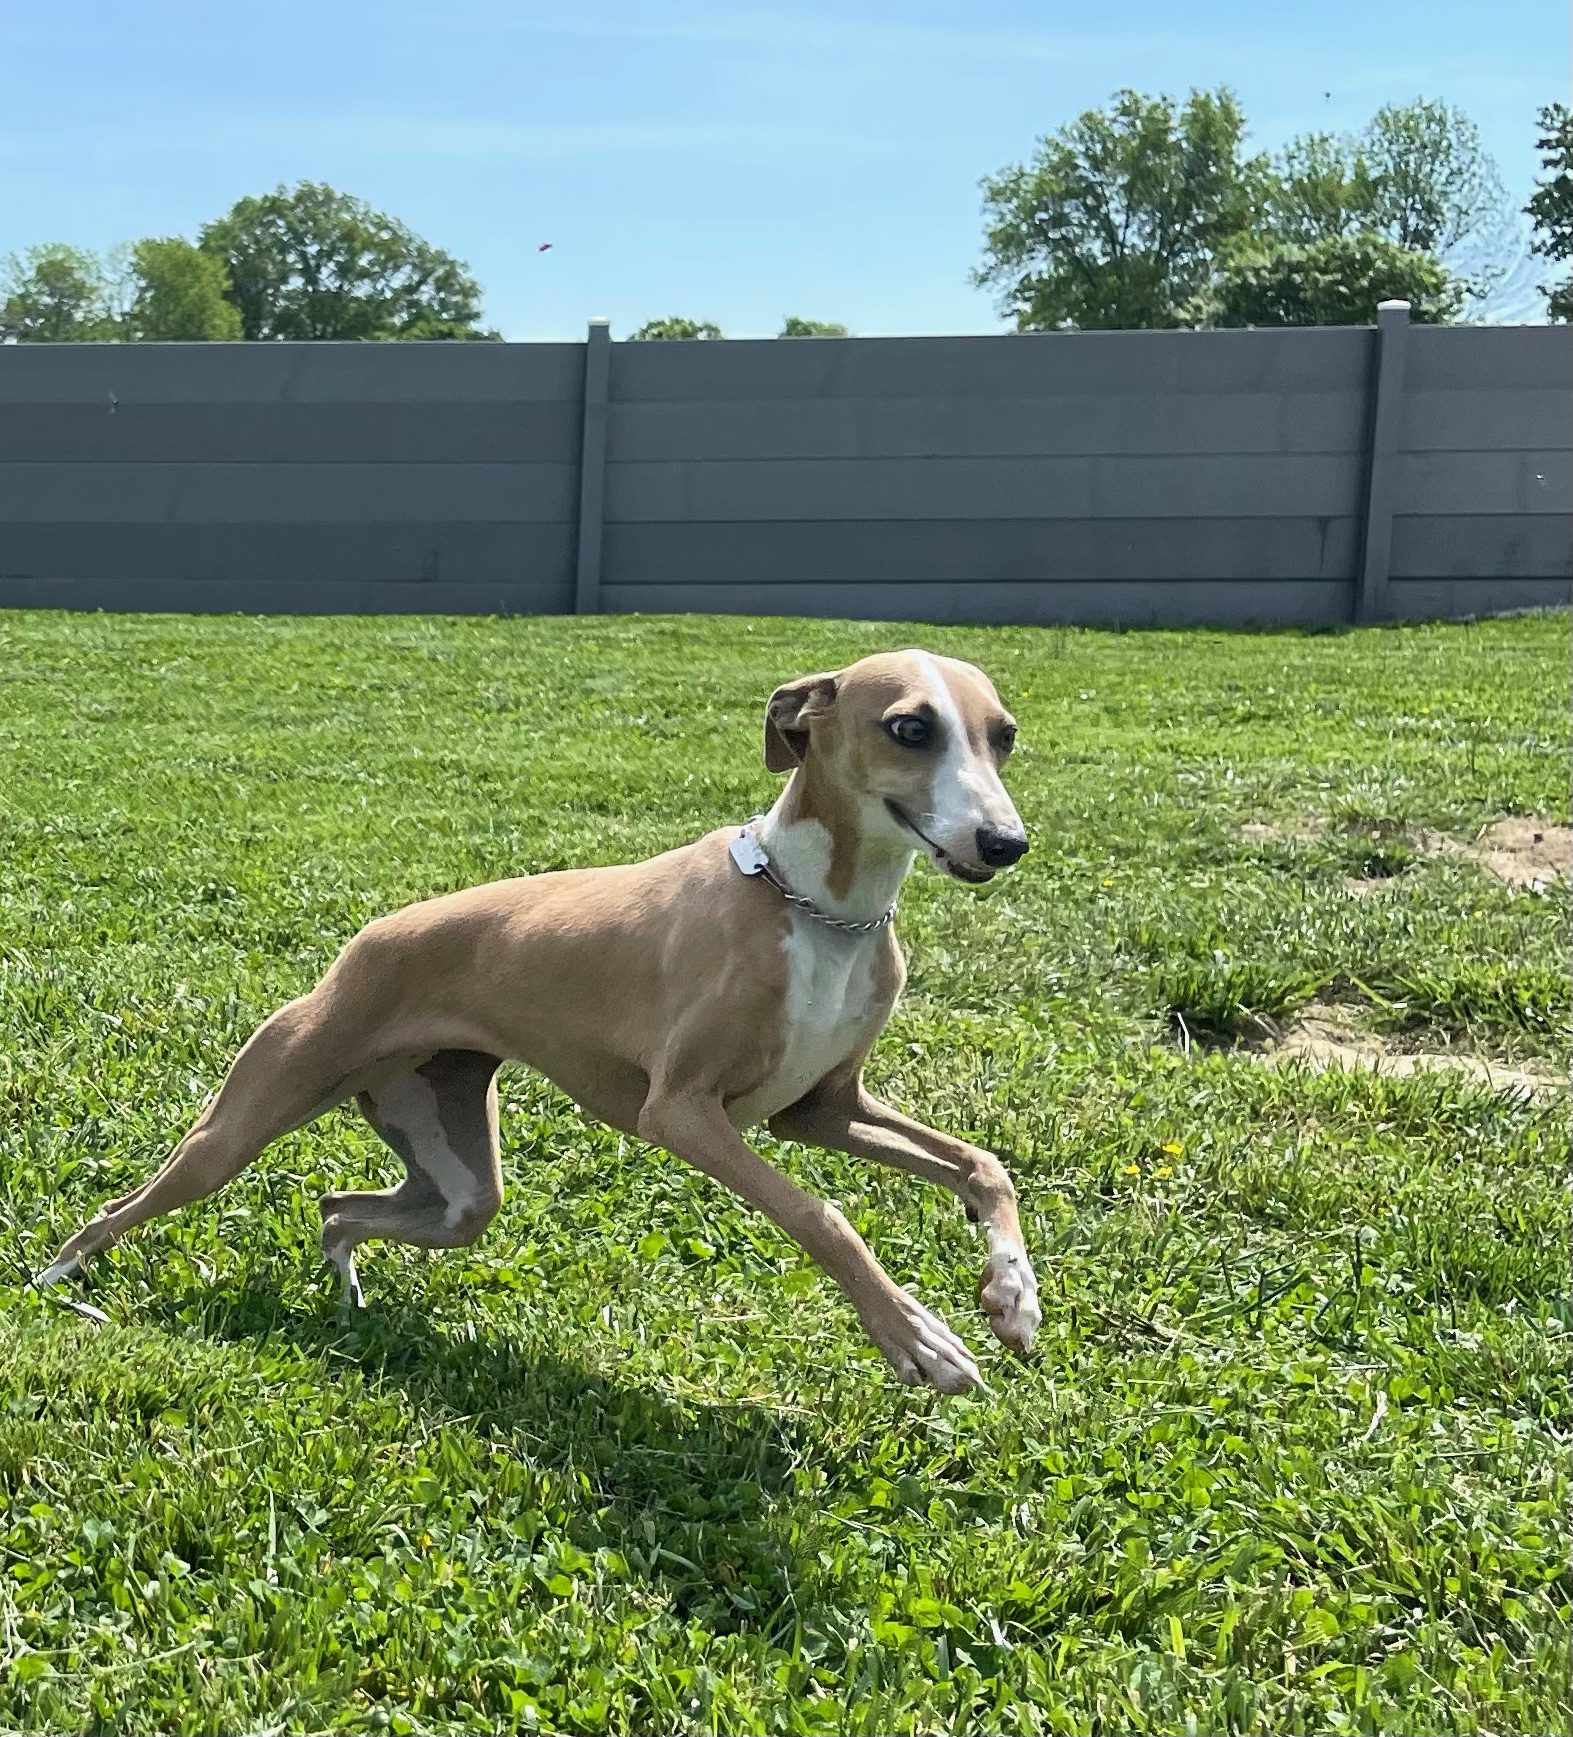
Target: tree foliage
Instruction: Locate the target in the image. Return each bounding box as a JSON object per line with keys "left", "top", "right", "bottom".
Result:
{"left": 1269, "top": 131, "right": 1377, "bottom": 245}
{"left": 1267, "top": 102, "right": 1514, "bottom": 311}
{"left": 628, "top": 317, "right": 724, "bottom": 340}
{"left": 977, "top": 89, "right": 1518, "bottom": 329}
{"left": 198, "top": 181, "right": 488, "bottom": 341}
{"left": 1526, "top": 102, "right": 1572, "bottom": 321}
{"left": 392, "top": 318, "right": 502, "bottom": 341}
{"left": 2, "top": 185, "right": 492, "bottom": 343}
{"left": 1198, "top": 234, "right": 1464, "bottom": 328}
{"left": 1358, "top": 100, "right": 1508, "bottom": 259}
{"left": 125, "top": 238, "right": 242, "bottom": 341}
{"left": 975, "top": 87, "right": 1267, "bottom": 331}
{"left": 0, "top": 244, "right": 119, "bottom": 341}
{"left": 779, "top": 316, "right": 849, "bottom": 337}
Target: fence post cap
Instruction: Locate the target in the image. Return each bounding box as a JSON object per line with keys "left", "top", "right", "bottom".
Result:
{"left": 588, "top": 316, "right": 611, "bottom": 328}
{"left": 1376, "top": 299, "right": 1412, "bottom": 313}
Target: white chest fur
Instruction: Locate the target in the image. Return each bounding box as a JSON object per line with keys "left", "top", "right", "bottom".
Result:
{"left": 729, "top": 914, "right": 887, "bottom": 1127}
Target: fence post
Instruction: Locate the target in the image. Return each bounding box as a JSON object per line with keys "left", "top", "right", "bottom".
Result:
{"left": 574, "top": 317, "right": 611, "bottom": 615}
{"left": 1355, "top": 298, "right": 1411, "bottom": 624}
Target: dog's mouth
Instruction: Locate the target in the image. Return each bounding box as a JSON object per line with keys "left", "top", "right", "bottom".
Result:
{"left": 885, "top": 800, "right": 996, "bottom": 884}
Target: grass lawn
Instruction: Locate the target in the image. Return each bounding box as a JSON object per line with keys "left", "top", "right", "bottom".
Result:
{"left": 0, "top": 608, "right": 1569, "bottom": 1736}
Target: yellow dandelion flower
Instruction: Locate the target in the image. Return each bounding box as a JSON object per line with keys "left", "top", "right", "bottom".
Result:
{"left": 1122, "top": 1163, "right": 1141, "bottom": 1176}
{"left": 1162, "top": 1140, "right": 1185, "bottom": 1157}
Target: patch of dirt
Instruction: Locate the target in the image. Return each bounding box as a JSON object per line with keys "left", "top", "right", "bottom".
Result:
{"left": 1245, "top": 813, "right": 1571, "bottom": 894}
{"left": 1342, "top": 876, "right": 1394, "bottom": 898}
{"left": 1241, "top": 819, "right": 1323, "bottom": 844}
{"left": 1457, "top": 817, "right": 1571, "bottom": 889}
{"left": 1262, "top": 1005, "right": 1565, "bottom": 1097}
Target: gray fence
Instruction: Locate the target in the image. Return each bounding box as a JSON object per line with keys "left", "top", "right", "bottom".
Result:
{"left": 2, "top": 306, "right": 1568, "bottom": 627}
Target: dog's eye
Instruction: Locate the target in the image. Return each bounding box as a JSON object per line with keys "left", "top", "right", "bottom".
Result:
{"left": 885, "top": 715, "right": 932, "bottom": 748}
{"left": 995, "top": 724, "right": 1017, "bottom": 755}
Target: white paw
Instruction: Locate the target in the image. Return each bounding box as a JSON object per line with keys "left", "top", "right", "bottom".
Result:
{"left": 33, "top": 1256, "right": 83, "bottom": 1289}
{"left": 870, "top": 1292, "right": 983, "bottom": 1395}
{"left": 979, "top": 1246, "right": 1041, "bottom": 1353}
{"left": 30, "top": 1257, "right": 109, "bottom": 1324}
{"left": 325, "top": 1243, "right": 365, "bottom": 1311}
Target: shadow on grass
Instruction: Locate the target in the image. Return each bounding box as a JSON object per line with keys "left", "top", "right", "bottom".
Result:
{"left": 144, "top": 1274, "right": 820, "bottom": 1632}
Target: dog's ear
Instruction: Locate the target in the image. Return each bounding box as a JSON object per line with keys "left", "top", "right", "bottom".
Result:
{"left": 763, "top": 670, "right": 840, "bottom": 772}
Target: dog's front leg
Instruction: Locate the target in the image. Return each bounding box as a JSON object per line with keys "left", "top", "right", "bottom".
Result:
{"left": 771, "top": 1080, "right": 1041, "bottom": 1355}
{"left": 639, "top": 1089, "right": 982, "bottom": 1395}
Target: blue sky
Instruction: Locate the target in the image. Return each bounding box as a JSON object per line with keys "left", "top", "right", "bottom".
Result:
{"left": 3, "top": 0, "right": 1564, "bottom": 338}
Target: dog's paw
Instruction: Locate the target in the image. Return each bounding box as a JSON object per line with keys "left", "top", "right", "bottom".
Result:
{"left": 979, "top": 1246, "right": 1041, "bottom": 1354}
{"left": 867, "top": 1292, "right": 983, "bottom": 1395}
{"left": 321, "top": 1233, "right": 366, "bottom": 1311}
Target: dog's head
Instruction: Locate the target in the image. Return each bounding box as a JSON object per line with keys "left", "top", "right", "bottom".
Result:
{"left": 764, "top": 650, "right": 1027, "bottom": 883}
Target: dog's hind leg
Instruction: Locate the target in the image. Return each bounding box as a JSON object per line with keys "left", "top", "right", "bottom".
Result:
{"left": 318, "top": 1049, "right": 503, "bottom": 1306}
{"left": 35, "top": 990, "right": 366, "bottom": 1291}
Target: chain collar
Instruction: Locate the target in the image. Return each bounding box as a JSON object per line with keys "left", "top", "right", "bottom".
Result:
{"left": 729, "top": 815, "right": 898, "bottom": 935}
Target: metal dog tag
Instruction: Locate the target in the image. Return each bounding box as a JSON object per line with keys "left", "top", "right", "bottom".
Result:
{"left": 729, "top": 828, "right": 769, "bottom": 876}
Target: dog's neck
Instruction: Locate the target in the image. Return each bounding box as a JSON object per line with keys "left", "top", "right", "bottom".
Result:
{"left": 756, "top": 764, "right": 914, "bottom": 926}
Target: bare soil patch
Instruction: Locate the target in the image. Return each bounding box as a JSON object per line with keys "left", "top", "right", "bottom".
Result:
{"left": 1342, "top": 876, "right": 1395, "bottom": 898}
{"left": 1455, "top": 817, "right": 1571, "bottom": 889}
{"left": 1241, "top": 819, "right": 1323, "bottom": 844}
{"left": 1244, "top": 813, "right": 1571, "bottom": 895}
{"left": 1262, "top": 1004, "right": 1565, "bottom": 1097}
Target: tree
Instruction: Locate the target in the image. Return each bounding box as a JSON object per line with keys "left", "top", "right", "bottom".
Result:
{"left": 779, "top": 316, "right": 849, "bottom": 337}
{"left": 975, "top": 87, "right": 1268, "bottom": 330}
{"left": 1198, "top": 234, "right": 1464, "bottom": 327}
{"left": 198, "top": 181, "right": 488, "bottom": 340}
{"left": 1526, "top": 102, "right": 1572, "bottom": 320}
{"left": 1269, "top": 131, "right": 1376, "bottom": 244}
{"left": 0, "top": 244, "right": 119, "bottom": 341}
{"left": 125, "top": 238, "right": 242, "bottom": 341}
{"left": 392, "top": 318, "right": 502, "bottom": 341}
{"left": 1271, "top": 101, "right": 1516, "bottom": 306}
{"left": 1359, "top": 100, "right": 1508, "bottom": 261}
{"left": 628, "top": 316, "right": 723, "bottom": 340}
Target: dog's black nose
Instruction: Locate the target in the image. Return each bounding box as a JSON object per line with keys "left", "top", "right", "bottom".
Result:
{"left": 976, "top": 826, "right": 1029, "bottom": 869}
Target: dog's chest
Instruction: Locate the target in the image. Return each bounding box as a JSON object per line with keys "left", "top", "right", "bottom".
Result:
{"left": 730, "top": 918, "right": 891, "bottom": 1126}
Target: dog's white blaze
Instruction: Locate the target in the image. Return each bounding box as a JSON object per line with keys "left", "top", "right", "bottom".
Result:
{"left": 372, "top": 1072, "right": 481, "bottom": 1230}
{"left": 915, "top": 653, "right": 979, "bottom": 832}
{"left": 914, "top": 653, "right": 1018, "bottom": 848}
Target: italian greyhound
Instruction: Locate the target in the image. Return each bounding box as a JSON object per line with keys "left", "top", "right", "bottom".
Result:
{"left": 35, "top": 650, "right": 1039, "bottom": 1394}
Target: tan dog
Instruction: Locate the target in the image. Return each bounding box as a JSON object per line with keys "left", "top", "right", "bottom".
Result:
{"left": 37, "top": 650, "right": 1040, "bottom": 1393}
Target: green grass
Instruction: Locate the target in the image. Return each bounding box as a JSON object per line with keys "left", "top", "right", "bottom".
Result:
{"left": 1, "top": 608, "right": 1569, "bottom": 1736}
